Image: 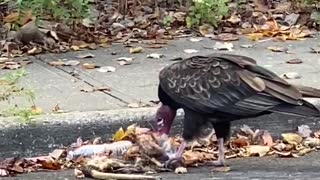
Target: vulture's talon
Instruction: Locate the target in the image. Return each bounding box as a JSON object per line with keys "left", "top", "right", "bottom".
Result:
{"left": 164, "top": 157, "right": 181, "bottom": 169}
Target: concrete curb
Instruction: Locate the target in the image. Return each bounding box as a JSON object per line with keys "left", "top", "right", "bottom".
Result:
{"left": 1, "top": 98, "right": 320, "bottom": 159}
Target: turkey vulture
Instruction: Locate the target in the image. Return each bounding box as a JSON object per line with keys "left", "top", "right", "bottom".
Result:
{"left": 155, "top": 53, "right": 320, "bottom": 167}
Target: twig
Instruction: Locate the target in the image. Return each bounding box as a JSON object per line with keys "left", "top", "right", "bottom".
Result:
{"left": 89, "top": 169, "right": 161, "bottom": 180}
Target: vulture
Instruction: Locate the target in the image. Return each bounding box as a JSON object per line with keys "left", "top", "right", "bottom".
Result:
{"left": 155, "top": 53, "right": 320, "bottom": 167}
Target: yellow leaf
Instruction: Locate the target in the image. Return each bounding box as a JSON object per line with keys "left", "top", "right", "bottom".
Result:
{"left": 31, "top": 106, "right": 42, "bottom": 115}
{"left": 245, "top": 145, "right": 270, "bottom": 157}
{"left": 112, "top": 127, "right": 125, "bottom": 141}
{"left": 247, "top": 33, "right": 264, "bottom": 41}
{"left": 71, "top": 45, "right": 81, "bottom": 51}
{"left": 129, "top": 47, "right": 143, "bottom": 54}
{"left": 281, "top": 133, "right": 302, "bottom": 145}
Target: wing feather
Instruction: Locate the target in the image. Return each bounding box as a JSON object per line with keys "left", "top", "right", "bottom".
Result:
{"left": 159, "top": 54, "right": 303, "bottom": 116}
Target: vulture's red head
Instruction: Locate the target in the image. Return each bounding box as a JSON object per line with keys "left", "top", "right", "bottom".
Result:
{"left": 155, "top": 104, "right": 176, "bottom": 135}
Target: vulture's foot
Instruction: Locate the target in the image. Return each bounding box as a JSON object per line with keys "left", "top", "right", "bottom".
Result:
{"left": 164, "top": 155, "right": 182, "bottom": 169}
{"left": 205, "top": 138, "right": 226, "bottom": 167}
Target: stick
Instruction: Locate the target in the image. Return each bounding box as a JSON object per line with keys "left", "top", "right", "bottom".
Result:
{"left": 90, "top": 169, "right": 161, "bottom": 180}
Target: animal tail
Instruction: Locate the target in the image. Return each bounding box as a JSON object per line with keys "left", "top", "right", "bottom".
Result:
{"left": 294, "top": 85, "right": 320, "bottom": 98}
{"left": 269, "top": 99, "right": 320, "bottom": 117}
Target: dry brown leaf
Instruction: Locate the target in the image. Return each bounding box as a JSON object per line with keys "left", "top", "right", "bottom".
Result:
{"left": 247, "top": 33, "right": 264, "bottom": 41}
{"left": 129, "top": 47, "right": 143, "bottom": 54}
{"left": 3, "top": 12, "right": 19, "bottom": 23}
{"left": 82, "top": 63, "right": 97, "bottom": 69}
{"left": 210, "top": 33, "right": 239, "bottom": 41}
{"left": 199, "top": 24, "right": 214, "bottom": 36}
{"left": 261, "top": 130, "right": 273, "bottom": 147}
{"left": 286, "top": 58, "right": 303, "bottom": 64}
{"left": 272, "top": 142, "right": 287, "bottom": 151}
{"left": 231, "top": 138, "right": 249, "bottom": 148}
{"left": 281, "top": 133, "right": 302, "bottom": 145}
{"left": 245, "top": 145, "right": 270, "bottom": 157}
{"left": 267, "top": 46, "right": 288, "bottom": 52}
{"left": 48, "top": 61, "right": 65, "bottom": 66}
{"left": 49, "top": 149, "right": 66, "bottom": 160}
{"left": 303, "top": 137, "right": 320, "bottom": 148}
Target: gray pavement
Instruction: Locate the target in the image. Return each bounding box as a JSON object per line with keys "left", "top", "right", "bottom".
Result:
{"left": 2, "top": 35, "right": 320, "bottom": 112}
{"left": 2, "top": 34, "right": 320, "bottom": 179}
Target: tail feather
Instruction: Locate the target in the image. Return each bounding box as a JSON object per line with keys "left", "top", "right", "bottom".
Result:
{"left": 269, "top": 100, "right": 320, "bottom": 117}
{"left": 295, "top": 85, "right": 320, "bottom": 98}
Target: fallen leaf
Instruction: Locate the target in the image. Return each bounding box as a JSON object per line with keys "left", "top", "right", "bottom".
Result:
{"left": 174, "top": 167, "right": 187, "bottom": 174}
{"left": 281, "top": 72, "right": 301, "bottom": 79}
{"left": 284, "top": 13, "right": 300, "bottom": 26}
{"left": 303, "top": 137, "right": 320, "bottom": 147}
{"left": 49, "top": 149, "right": 66, "bottom": 160}
{"left": 247, "top": 32, "right": 265, "bottom": 41}
{"left": 129, "top": 47, "right": 143, "bottom": 54}
{"left": 64, "top": 60, "right": 80, "bottom": 66}
{"left": 74, "top": 168, "right": 85, "bottom": 179}
{"left": 31, "top": 106, "right": 42, "bottom": 115}
{"left": 259, "top": 130, "right": 274, "bottom": 147}
{"left": 199, "top": 24, "right": 214, "bottom": 36}
{"left": 27, "top": 47, "right": 42, "bottom": 55}
{"left": 210, "top": 33, "right": 239, "bottom": 41}
{"left": 272, "top": 142, "right": 287, "bottom": 151}
{"left": 82, "top": 63, "right": 97, "bottom": 69}
{"left": 97, "top": 66, "right": 116, "bottom": 73}
{"left": 281, "top": 133, "right": 302, "bottom": 145}
{"left": 183, "top": 49, "right": 199, "bottom": 54}
{"left": 189, "top": 37, "right": 203, "bottom": 42}
{"left": 267, "top": 46, "right": 288, "bottom": 52}
{"left": 117, "top": 57, "right": 133, "bottom": 65}
{"left": 286, "top": 58, "right": 303, "bottom": 64}
{"left": 227, "top": 14, "right": 241, "bottom": 24}
{"left": 296, "top": 147, "right": 313, "bottom": 157}
{"left": 112, "top": 127, "right": 125, "bottom": 141}
{"left": 128, "top": 103, "right": 140, "bottom": 108}
{"left": 310, "top": 47, "right": 320, "bottom": 54}
{"left": 147, "top": 53, "right": 164, "bottom": 59}
{"left": 213, "top": 42, "right": 234, "bottom": 51}
{"left": 240, "top": 44, "right": 254, "bottom": 48}
{"left": 48, "top": 61, "right": 65, "bottom": 66}
{"left": 76, "top": 53, "right": 95, "bottom": 59}
{"left": 245, "top": 145, "right": 270, "bottom": 157}
{"left": 4, "top": 12, "right": 19, "bottom": 23}
{"left": 231, "top": 138, "right": 249, "bottom": 148}
{"left": 297, "top": 125, "right": 312, "bottom": 138}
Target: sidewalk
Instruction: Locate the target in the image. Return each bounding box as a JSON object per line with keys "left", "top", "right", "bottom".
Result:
{"left": 1, "top": 34, "right": 320, "bottom": 159}
{"left": 2, "top": 35, "right": 320, "bottom": 113}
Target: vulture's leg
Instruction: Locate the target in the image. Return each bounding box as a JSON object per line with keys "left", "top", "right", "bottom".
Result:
{"left": 164, "top": 108, "right": 205, "bottom": 167}
{"left": 205, "top": 121, "right": 231, "bottom": 166}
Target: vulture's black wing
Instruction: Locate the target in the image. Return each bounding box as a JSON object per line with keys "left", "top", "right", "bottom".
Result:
{"left": 159, "top": 54, "right": 320, "bottom": 117}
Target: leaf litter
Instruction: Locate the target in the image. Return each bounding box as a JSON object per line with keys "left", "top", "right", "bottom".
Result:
{"left": 1, "top": 0, "right": 319, "bottom": 69}
{"left": 2, "top": 123, "right": 320, "bottom": 178}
